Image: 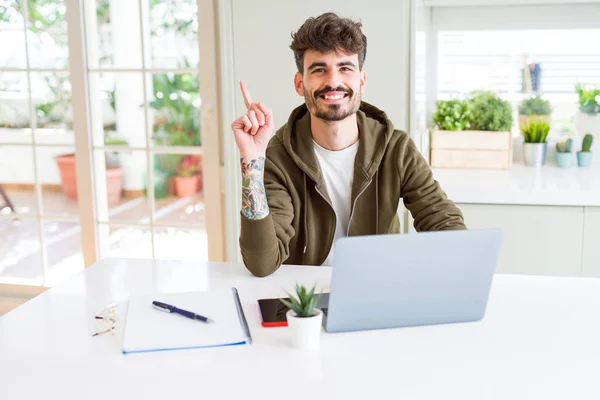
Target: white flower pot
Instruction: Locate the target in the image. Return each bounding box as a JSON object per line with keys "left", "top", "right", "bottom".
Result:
{"left": 574, "top": 112, "right": 600, "bottom": 137}
{"left": 286, "top": 309, "right": 323, "bottom": 350}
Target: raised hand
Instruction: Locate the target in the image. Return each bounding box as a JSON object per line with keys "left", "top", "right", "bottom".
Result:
{"left": 231, "top": 80, "right": 274, "bottom": 160}
{"left": 232, "top": 81, "right": 272, "bottom": 220}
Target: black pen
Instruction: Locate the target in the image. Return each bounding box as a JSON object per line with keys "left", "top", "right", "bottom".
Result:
{"left": 152, "top": 301, "right": 214, "bottom": 324}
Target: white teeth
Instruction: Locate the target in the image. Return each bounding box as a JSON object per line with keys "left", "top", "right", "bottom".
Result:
{"left": 323, "top": 94, "right": 345, "bottom": 100}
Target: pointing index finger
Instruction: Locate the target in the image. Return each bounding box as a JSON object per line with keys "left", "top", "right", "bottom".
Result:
{"left": 240, "top": 80, "right": 253, "bottom": 109}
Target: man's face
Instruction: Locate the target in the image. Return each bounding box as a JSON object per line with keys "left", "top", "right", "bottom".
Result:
{"left": 294, "top": 50, "right": 366, "bottom": 122}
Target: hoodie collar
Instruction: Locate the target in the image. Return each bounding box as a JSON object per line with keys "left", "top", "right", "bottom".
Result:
{"left": 278, "top": 101, "right": 395, "bottom": 186}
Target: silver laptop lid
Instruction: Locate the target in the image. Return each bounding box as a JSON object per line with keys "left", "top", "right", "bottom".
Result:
{"left": 324, "top": 229, "right": 503, "bottom": 333}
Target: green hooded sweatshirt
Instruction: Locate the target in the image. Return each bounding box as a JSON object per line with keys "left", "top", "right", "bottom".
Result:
{"left": 240, "top": 101, "right": 466, "bottom": 277}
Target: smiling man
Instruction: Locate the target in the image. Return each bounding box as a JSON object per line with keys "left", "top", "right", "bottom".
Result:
{"left": 231, "top": 12, "right": 466, "bottom": 277}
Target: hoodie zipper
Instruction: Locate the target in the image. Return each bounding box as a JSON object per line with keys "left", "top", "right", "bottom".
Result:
{"left": 346, "top": 179, "right": 372, "bottom": 236}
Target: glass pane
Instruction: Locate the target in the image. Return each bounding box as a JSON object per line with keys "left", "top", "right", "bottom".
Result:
{"left": 149, "top": 73, "right": 201, "bottom": 147}
{"left": 0, "top": 1, "right": 27, "bottom": 68}
{"left": 149, "top": 0, "right": 198, "bottom": 69}
{"left": 31, "top": 71, "right": 73, "bottom": 136}
{"left": 151, "top": 152, "right": 203, "bottom": 225}
{"left": 103, "top": 225, "right": 152, "bottom": 259}
{"left": 93, "top": 150, "right": 151, "bottom": 223}
{"left": 0, "top": 217, "right": 42, "bottom": 285}
{"left": 91, "top": 0, "right": 142, "bottom": 69}
{"left": 26, "top": 0, "right": 69, "bottom": 69}
{"left": 0, "top": 145, "right": 36, "bottom": 215}
{"left": 89, "top": 72, "right": 147, "bottom": 147}
{"left": 45, "top": 220, "right": 84, "bottom": 287}
{"left": 154, "top": 227, "right": 207, "bottom": 261}
{"left": 37, "top": 145, "right": 78, "bottom": 216}
{"left": 0, "top": 71, "right": 31, "bottom": 142}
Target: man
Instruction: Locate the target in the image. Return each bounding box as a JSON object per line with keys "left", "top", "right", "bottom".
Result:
{"left": 231, "top": 12, "right": 466, "bottom": 277}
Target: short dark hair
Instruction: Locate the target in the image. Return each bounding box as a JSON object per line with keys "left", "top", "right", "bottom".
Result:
{"left": 290, "top": 12, "right": 367, "bottom": 73}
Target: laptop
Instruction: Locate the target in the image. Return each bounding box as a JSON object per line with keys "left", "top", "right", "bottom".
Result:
{"left": 319, "top": 228, "right": 503, "bottom": 333}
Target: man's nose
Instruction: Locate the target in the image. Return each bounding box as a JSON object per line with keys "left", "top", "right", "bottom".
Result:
{"left": 324, "top": 69, "right": 343, "bottom": 89}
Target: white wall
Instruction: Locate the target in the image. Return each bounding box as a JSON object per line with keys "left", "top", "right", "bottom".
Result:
{"left": 222, "top": 0, "right": 414, "bottom": 261}
{"left": 230, "top": 0, "right": 412, "bottom": 131}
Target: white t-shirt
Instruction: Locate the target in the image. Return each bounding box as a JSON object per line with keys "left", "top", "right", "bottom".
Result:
{"left": 312, "top": 139, "right": 359, "bottom": 266}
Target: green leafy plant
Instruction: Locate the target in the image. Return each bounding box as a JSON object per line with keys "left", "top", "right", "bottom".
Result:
{"left": 581, "top": 133, "right": 594, "bottom": 152}
{"left": 520, "top": 119, "right": 550, "bottom": 143}
{"left": 518, "top": 95, "right": 552, "bottom": 116}
{"left": 575, "top": 83, "right": 600, "bottom": 115}
{"left": 432, "top": 99, "right": 471, "bottom": 131}
{"left": 280, "top": 283, "right": 322, "bottom": 318}
{"left": 467, "top": 90, "right": 513, "bottom": 132}
{"left": 556, "top": 138, "right": 573, "bottom": 153}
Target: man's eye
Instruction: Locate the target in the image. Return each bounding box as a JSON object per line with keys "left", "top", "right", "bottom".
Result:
{"left": 313, "top": 68, "right": 325, "bottom": 73}
{"left": 341, "top": 67, "right": 352, "bottom": 71}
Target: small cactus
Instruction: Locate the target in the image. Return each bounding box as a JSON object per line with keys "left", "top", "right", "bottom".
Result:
{"left": 566, "top": 138, "right": 573, "bottom": 152}
{"left": 556, "top": 138, "right": 573, "bottom": 153}
{"left": 582, "top": 134, "right": 594, "bottom": 152}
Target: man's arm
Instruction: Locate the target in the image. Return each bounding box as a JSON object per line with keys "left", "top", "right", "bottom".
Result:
{"left": 239, "top": 151, "right": 296, "bottom": 277}
{"left": 397, "top": 133, "right": 467, "bottom": 231}
{"left": 232, "top": 81, "right": 294, "bottom": 277}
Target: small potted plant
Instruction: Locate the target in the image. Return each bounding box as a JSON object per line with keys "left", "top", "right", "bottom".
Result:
{"left": 518, "top": 94, "right": 552, "bottom": 127}
{"left": 174, "top": 155, "right": 199, "bottom": 198}
{"left": 577, "top": 133, "right": 594, "bottom": 167}
{"left": 280, "top": 283, "right": 322, "bottom": 350}
{"left": 574, "top": 83, "right": 600, "bottom": 137}
{"left": 521, "top": 119, "right": 550, "bottom": 167}
{"left": 555, "top": 138, "right": 574, "bottom": 168}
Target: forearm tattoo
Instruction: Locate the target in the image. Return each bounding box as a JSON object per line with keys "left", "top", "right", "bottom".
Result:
{"left": 240, "top": 157, "right": 269, "bottom": 219}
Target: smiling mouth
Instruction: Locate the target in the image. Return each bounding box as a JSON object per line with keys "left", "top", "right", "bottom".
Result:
{"left": 318, "top": 92, "right": 350, "bottom": 102}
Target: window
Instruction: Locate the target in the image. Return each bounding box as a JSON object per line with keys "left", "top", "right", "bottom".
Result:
{"left": 437, "top": 29, "right": 600, "bottom": 135}
{"left": 0, "top": 0, "right": 223, "bottom": 288}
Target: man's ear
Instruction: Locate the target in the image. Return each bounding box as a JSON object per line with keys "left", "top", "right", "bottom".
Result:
{"left": 360, "top": 69, "right": 367, "bottom": 94}
{"left": 294, "top": 72, "right": 304, "bottom": 96}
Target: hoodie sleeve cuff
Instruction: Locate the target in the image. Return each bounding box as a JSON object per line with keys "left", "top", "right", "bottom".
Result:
{"left": 239, "top": 212, "right": 279, "bottom": 252}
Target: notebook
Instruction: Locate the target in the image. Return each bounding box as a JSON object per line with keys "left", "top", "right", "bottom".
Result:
{"left": 121, "top": 288, "right": 252, "bottom": 354}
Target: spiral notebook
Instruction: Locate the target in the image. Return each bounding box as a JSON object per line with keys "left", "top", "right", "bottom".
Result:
{"left": 121, "top": 288, "right": 252, "bottom": 355}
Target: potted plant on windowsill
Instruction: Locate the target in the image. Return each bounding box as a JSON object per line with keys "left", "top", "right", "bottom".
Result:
{"left": 555, "top": 138, "right": 573, "bottom": 168}
{"left": 577, "top": 134, "right": 594, "bottom": 167}
{"left": 518, "top": 94, "right": 552, "bottom": 127}
{"left": 574, "top": 83, "right": 600, "bottom": 138}
{"left": 174, "top": 155, "right": 199, "bottom": 198}
{"left": 521, "top": 119, "right": 550, "bottom": 167}
{"left": 55, "top": 134, "right": 127, "bottom": 205}
{"left": 430, "top": 90, "right": 513, "bottom": 169}
{"left": 281, "top": 283, "right": 323, "bottom": 350}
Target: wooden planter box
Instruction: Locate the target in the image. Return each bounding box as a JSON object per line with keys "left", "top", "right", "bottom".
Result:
{"left": 430, "top": 130, "right": 513, "bottom": 169}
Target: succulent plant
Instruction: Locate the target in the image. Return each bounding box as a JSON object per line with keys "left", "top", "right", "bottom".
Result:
{"left": 556, "top": 138, "right": 573, "bottom": 153}
{"left": 280, "top": 283, "right": 321, "bottom": 318}
{"left": 581, "top": 133, "right": 594, "bottom": 152}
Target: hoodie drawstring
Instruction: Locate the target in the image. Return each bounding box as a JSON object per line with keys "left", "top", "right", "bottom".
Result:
{"left": 303, "top": 173, "right": 308, "bottom": 254}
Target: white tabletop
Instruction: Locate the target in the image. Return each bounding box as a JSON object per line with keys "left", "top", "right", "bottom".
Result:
{"left": 1, "top": 258, "right": 600, "bottom": 400}
{"left": 432, "top": 164, "right": 600, "bottom": 207}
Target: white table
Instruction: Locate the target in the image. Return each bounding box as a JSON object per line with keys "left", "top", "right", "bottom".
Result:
{"left": 1, "top": 258, "right": 600, "bottom": 400}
